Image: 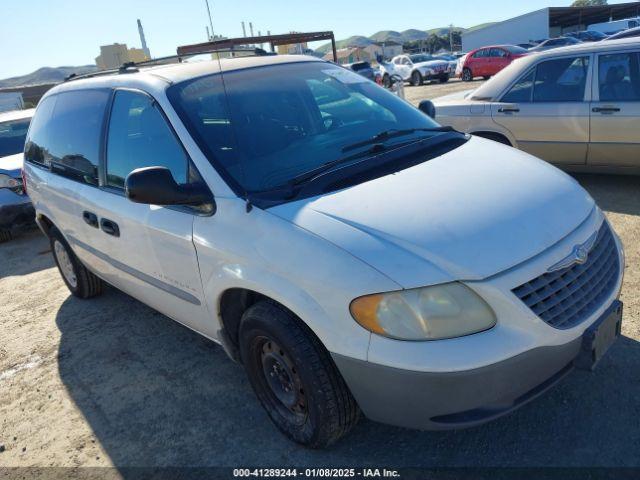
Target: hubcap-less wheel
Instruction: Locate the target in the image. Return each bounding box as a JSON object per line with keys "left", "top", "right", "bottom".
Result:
{"left": 259, "top": 338, "right": 307, "bottom": 425}
{"left": 54, "top": 240, "right": 77, "bottom": 288}
{"left": 463, "top": 69, "right": 472, "bottom": 82}
{"left": 412, "top": 71, "right": 421, "bottom": 86}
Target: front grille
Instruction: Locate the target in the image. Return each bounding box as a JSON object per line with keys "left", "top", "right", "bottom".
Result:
{"left": 512, "top": 222, "right": 619, "bottom": 329}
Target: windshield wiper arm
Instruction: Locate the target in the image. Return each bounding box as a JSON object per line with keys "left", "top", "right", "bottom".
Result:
{"left": 341, "top": 126, "right": 455, "bottom": 153}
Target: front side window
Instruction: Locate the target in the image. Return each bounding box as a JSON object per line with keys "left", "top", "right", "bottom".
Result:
{"left": 168, "top": 61, "right": 457, "bottom": 199}
{"left": 473, "top": 49, "right": 488, "bottom": 59}
{"left": 533, "top": 57, "right": 589, "bottom": 102}
{"left": 502, "top": 69, "right": 535, "bottom": 102}
{"left": 0, "top": 117, "right": 31, "bottom": 157}
{"left": 43, "top": 90, "right": 110, "bottom": 185}
{"left": 503, "top": 57, "right": 589, "bottom": 103}
{"left": 598, "top": 52, "right": 640, "bottom": 102}
{"left": 106, "top": 90, "right": 188, "bottom": 189}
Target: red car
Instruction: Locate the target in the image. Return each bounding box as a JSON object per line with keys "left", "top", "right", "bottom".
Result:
{"left": 459, "top": 45, "right": 528, "bottom": 82}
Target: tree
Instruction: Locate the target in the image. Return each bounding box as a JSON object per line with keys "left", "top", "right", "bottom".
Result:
{"left": 571, "top": 0, "right": 607, "bottom": 6}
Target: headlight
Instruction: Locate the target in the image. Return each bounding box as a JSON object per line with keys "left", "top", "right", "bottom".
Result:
{"left": 0, "top": 173, "right": 23, "bottom": 193}
{"left": 350, "top": 283, "right": 496, "bottom": 341}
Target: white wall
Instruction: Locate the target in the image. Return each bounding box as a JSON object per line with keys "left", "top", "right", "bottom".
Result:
{"left": 462, "top": 8, "right": 550, "bottom": 52}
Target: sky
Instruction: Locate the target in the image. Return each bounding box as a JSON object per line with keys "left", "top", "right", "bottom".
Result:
{"left": 1, "top": 0, "right": 633, "bottom": 79}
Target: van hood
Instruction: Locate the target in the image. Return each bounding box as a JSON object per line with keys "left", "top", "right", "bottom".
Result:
{"left": 270, "top": 137, "right": 595, "bottom": 288}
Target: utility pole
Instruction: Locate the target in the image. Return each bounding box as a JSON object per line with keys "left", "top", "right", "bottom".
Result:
{"left": 204, "top": 0, "right": 214, "bottom": 39}
{"left": 449, "top": 23, "right": 454, "bottom": 52}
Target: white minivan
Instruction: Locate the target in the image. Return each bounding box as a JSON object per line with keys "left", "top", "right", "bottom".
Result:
{"left": 23, "top": 54, "right": 624, "bottom": 448}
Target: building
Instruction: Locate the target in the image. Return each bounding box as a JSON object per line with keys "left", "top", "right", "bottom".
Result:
{"left": 323, "top": 47, "right": 372, "bottom": 65}
{"left": 462, "top": 2, "right": 640, "bottom": 51}
{"left": 95, "top": 43, "right": 150, "bottom": 70}
{"left": 363, "top": 41, "right": 403, "bottom": 61}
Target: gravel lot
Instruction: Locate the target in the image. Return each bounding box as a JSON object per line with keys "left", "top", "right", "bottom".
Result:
{"left": 0, "top": 79, "right": 638, "bottom": 471}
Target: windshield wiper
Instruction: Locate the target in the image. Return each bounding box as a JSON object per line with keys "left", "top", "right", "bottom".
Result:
{"left": 341, "top": 126, "right": 455, "bottom": 153}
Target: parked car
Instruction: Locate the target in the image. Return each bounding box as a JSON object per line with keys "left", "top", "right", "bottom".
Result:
{"left": 565, "top": 30, "right": 608, "bottom": 42}
{"left": 434, "top": 53, "right": 459, "bottom": 72}
{"left": 0, "top": 108, "right": 34, "bottom": 241}
{"left": 606, "top": 26, "right": 640, "bottom": 40}
{"left": 459, "top": 45, "right": 528, "bottom": 82}
{"left": 433, "top": 38, "right": 640, "bottom": 174}
{"left": 386, "top": 53, "right": 452, "bottom": 86}
{"left": 343, "top": 61, "right": 376, "bottom": 81}
{"left": 0, "top": 92, "right": 25, "bottom": 113}
{"left": 517, "top": 42, "right": 538, "bottom": 50}
{"left": 24, "top": 54, "right": 624, "bottom": 448}
{"left": 528, "top": 36, "right": 582, "bottom": 52}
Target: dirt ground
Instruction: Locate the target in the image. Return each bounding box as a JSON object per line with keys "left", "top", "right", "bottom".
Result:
{"left": 0, "top": 80, "right": 639, "bottom": 472}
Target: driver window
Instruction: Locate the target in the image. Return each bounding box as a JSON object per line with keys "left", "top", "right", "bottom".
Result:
{"left": 106, "top": 90, "right": 189, "bottom": 189}
{"left": 401, "top": 58, "right": 411, "bottom": 65}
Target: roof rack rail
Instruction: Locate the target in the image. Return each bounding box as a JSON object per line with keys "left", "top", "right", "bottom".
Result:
{"left": 64, "top": 47, "right": 271, "bottom": 83}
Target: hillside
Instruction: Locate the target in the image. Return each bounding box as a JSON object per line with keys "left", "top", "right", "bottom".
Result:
{"left": 0, "top": 65, "right": 98, "bottom": 88}
{"left": 316, "top": 25, "right": 476, "bottom": 53}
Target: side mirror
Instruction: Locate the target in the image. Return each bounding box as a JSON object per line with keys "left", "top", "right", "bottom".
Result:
{"left": 418, "top": 100, "right": 436, "bottom": 119}
{"left": 125, "top": 166, "right": 212, "bottom": 206}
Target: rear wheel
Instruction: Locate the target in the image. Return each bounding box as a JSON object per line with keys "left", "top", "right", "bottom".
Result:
{"left": 410, "top": 70, "right": 423, "bottom": 86}
{"left": 483, "top": 75, "right": 491, "bottom": 80}
{"left": 239, "top": 301, "right": 360, "bottom": 448}
{"left": 462, "top": 68, "right": 473, "bottom": 82}
{"left": 50, "top": 228, "right": 103, "bottom": 299}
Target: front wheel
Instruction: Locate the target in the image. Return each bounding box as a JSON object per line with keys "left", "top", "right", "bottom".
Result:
{"left": 462, "top": 68, "right": 473, "bottom": 82}
{"left": 50, "top": 227, "right": 103, "bottom": 299}
{"left": 239, "top": 301, "right": 360, "bottom": 448}
{"left": 410, "top": 70, "right": 423, "bottom": 86}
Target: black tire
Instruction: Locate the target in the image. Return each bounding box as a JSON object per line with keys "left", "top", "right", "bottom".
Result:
{"left": 410, "top": 70, "right": 423, "bottom": 86}
{"left": 239, "top": 301, "right": 360, "bottom": 448}
{"left": 0, "top": 229, "right": 12, "bottom": 243}
{"left": 439, "top": 75, "right": 450, "bottom": 83}
{"left": 49, "top": 227, "right": 103, "bottom": 299}
{"left": 382, "top": 73, "right": 391, "bottom": 88}
{"left": 483, "top": 75, "right": 491, "bottom": 80}
{"left": 462, "top": 68, "right": 473, "bottom": 82}
{"left": 473, "top": 132, "right": 512, "bottom": 146}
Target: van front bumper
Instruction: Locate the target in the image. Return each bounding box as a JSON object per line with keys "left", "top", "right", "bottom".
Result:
{"left": 333, "top": 337, "right": 584, "bottom": 431}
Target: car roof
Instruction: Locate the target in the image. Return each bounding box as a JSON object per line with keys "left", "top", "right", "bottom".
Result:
{"left": 46, "top": 54, "right": 324, "bottom": 96}
{"left": 471, "top": 37, "right": 640, "bottom": 101}
{"left": 0, "top": 108, "right": 35, "bottom": 123}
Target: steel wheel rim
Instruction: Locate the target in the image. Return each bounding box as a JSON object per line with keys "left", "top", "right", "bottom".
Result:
{"left": 258, "top": 337, "right": 307, "bottom": 424}
{"left": 54, "top": 240, "right": 77, "bottom": 288}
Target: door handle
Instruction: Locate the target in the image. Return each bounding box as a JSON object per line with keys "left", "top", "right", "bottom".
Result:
{"left": 82, "top": 211, "right": 99, "bottom": 228}
{"left": 100, "top": 218, "right": 120, "bottom": 237}
{"left": 498, "top": 107, "right": 520, "bottom": 113}
{"left": 592, "top": 107, "right": 621, "bottom": 114}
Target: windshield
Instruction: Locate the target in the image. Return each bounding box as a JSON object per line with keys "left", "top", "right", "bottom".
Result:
{"left": 168, "top": 61, "right": 457, "bottom": 198}
{"left": 0, "top": 118, "right": 30, "bottom": 157}
{"left": 409, "top": 54, "right": 435, "bottom": 63}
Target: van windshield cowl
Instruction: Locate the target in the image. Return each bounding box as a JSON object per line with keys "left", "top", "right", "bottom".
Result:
{"left": 167, "top": 61, "right": 467, "bottom": 206}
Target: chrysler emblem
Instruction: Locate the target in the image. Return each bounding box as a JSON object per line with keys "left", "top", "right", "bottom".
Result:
{"left": 547, "top": 231, "right": 598, "bottom": 272}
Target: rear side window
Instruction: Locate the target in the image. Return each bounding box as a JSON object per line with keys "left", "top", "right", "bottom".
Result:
{"left": 46, "top": 90, "right": 110, "bottom": 185}
{"left": 106, "top": 90, "right": 188, "bottom": 189}
{"left": 24, "top": 96, "right": 57, "bottom": 166}
{"left": 598, "top": 52, "right": 640, "bottom": 102}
